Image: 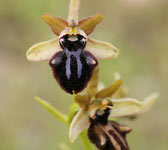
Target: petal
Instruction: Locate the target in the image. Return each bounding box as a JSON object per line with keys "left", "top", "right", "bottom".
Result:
{"left": 79, "top": 14, "right": 103, "bottom": 35}
{"left": 95, "top": 80, "right": 123, "bottom": 99}
{"left": 42, "top": 13, "right": 68, "bottom": 36}
{"left": 86, "top": 66, "right": 99, "bottom": 98}
{"left": 85, "top": 38, "right": 119, "bottom": 59}
{"left": 26, "top": 38, "right": 61, "bottom": 61}
{"left": 69, "top": 110, "right": 90, "bottom": 143}
{"left": 109, "top": 98, "right": 142, "bottom": 117}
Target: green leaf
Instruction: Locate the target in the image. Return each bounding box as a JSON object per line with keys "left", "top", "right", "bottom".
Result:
{"left": 35, "top": 96, "right": 68, "bottom": 124}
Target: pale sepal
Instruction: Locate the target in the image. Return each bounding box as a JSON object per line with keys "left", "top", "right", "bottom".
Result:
{"left": 109, "top": 98, "right": 142, "bottom": 117}
{"left": 129, "top": 93, "right": 159, "bottom": 117}
{"left": 69, "top": 110, "right": 90, "bottom": 143}
{"left": 141, "top": 92, "right": 159, "bottom": 114}
{"left": 26, "top": 38, "right": 61, "bottom": 61}
{"left": 85, "top": 38, "right": 119, "bottom": 59}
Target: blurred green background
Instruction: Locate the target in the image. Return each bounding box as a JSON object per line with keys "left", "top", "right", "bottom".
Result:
{"left": 0, "top": 0, "right": 168, "bottom": 149}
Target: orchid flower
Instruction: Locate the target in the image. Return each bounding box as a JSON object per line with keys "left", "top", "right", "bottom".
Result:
{"left": 26, "top": 0, "right": 119, "bottom": 94}
{"left": 69, "top": 70, "right": 158, "bottom": 149}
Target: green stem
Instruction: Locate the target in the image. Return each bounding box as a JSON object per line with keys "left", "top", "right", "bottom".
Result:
{"left": 35, "top": 96, "right": 68, "bottom": 124}
{"left": 80, "top": 131, "right": 93, "bottom": 150}
{"left": 35, "top": 97, "right": 93, "bottom": 150}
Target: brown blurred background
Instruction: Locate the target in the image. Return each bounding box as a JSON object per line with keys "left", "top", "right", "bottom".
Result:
{"left": 0, "top": 0, "right": 168, "bottom": 149}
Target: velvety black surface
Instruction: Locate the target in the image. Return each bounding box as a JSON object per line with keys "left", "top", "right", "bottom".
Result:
{"left": 49, "top": 51, "right": 97, "bottom": 94}
{"left": 49, "top": 34, "right": 98, "bottom": 94}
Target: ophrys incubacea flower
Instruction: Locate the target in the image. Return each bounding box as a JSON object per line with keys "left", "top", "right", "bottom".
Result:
{"left": 69, "top": 71, "right": 158, "bottom": 150}
{"left": 26, "top": 0, "right": 118, "bottom": 94}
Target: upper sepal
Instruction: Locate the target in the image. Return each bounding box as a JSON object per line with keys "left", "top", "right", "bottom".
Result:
{"left": 96, "top": 79, "right": 123, "bottom": 98}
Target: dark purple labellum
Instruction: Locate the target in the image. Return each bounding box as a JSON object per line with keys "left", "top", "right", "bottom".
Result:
{"left": 49, "top": 34, "right": 98, "bottom": 94}
{"left": 88, "top": 104, "right": 131, "bottom": 150}
{"left": 88, "top": 121, "right": 130, "bottom": 150}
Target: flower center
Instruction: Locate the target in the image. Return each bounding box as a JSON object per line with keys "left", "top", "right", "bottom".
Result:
{"left": 59, "top": 34, "right": 87, "bottom": 52}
